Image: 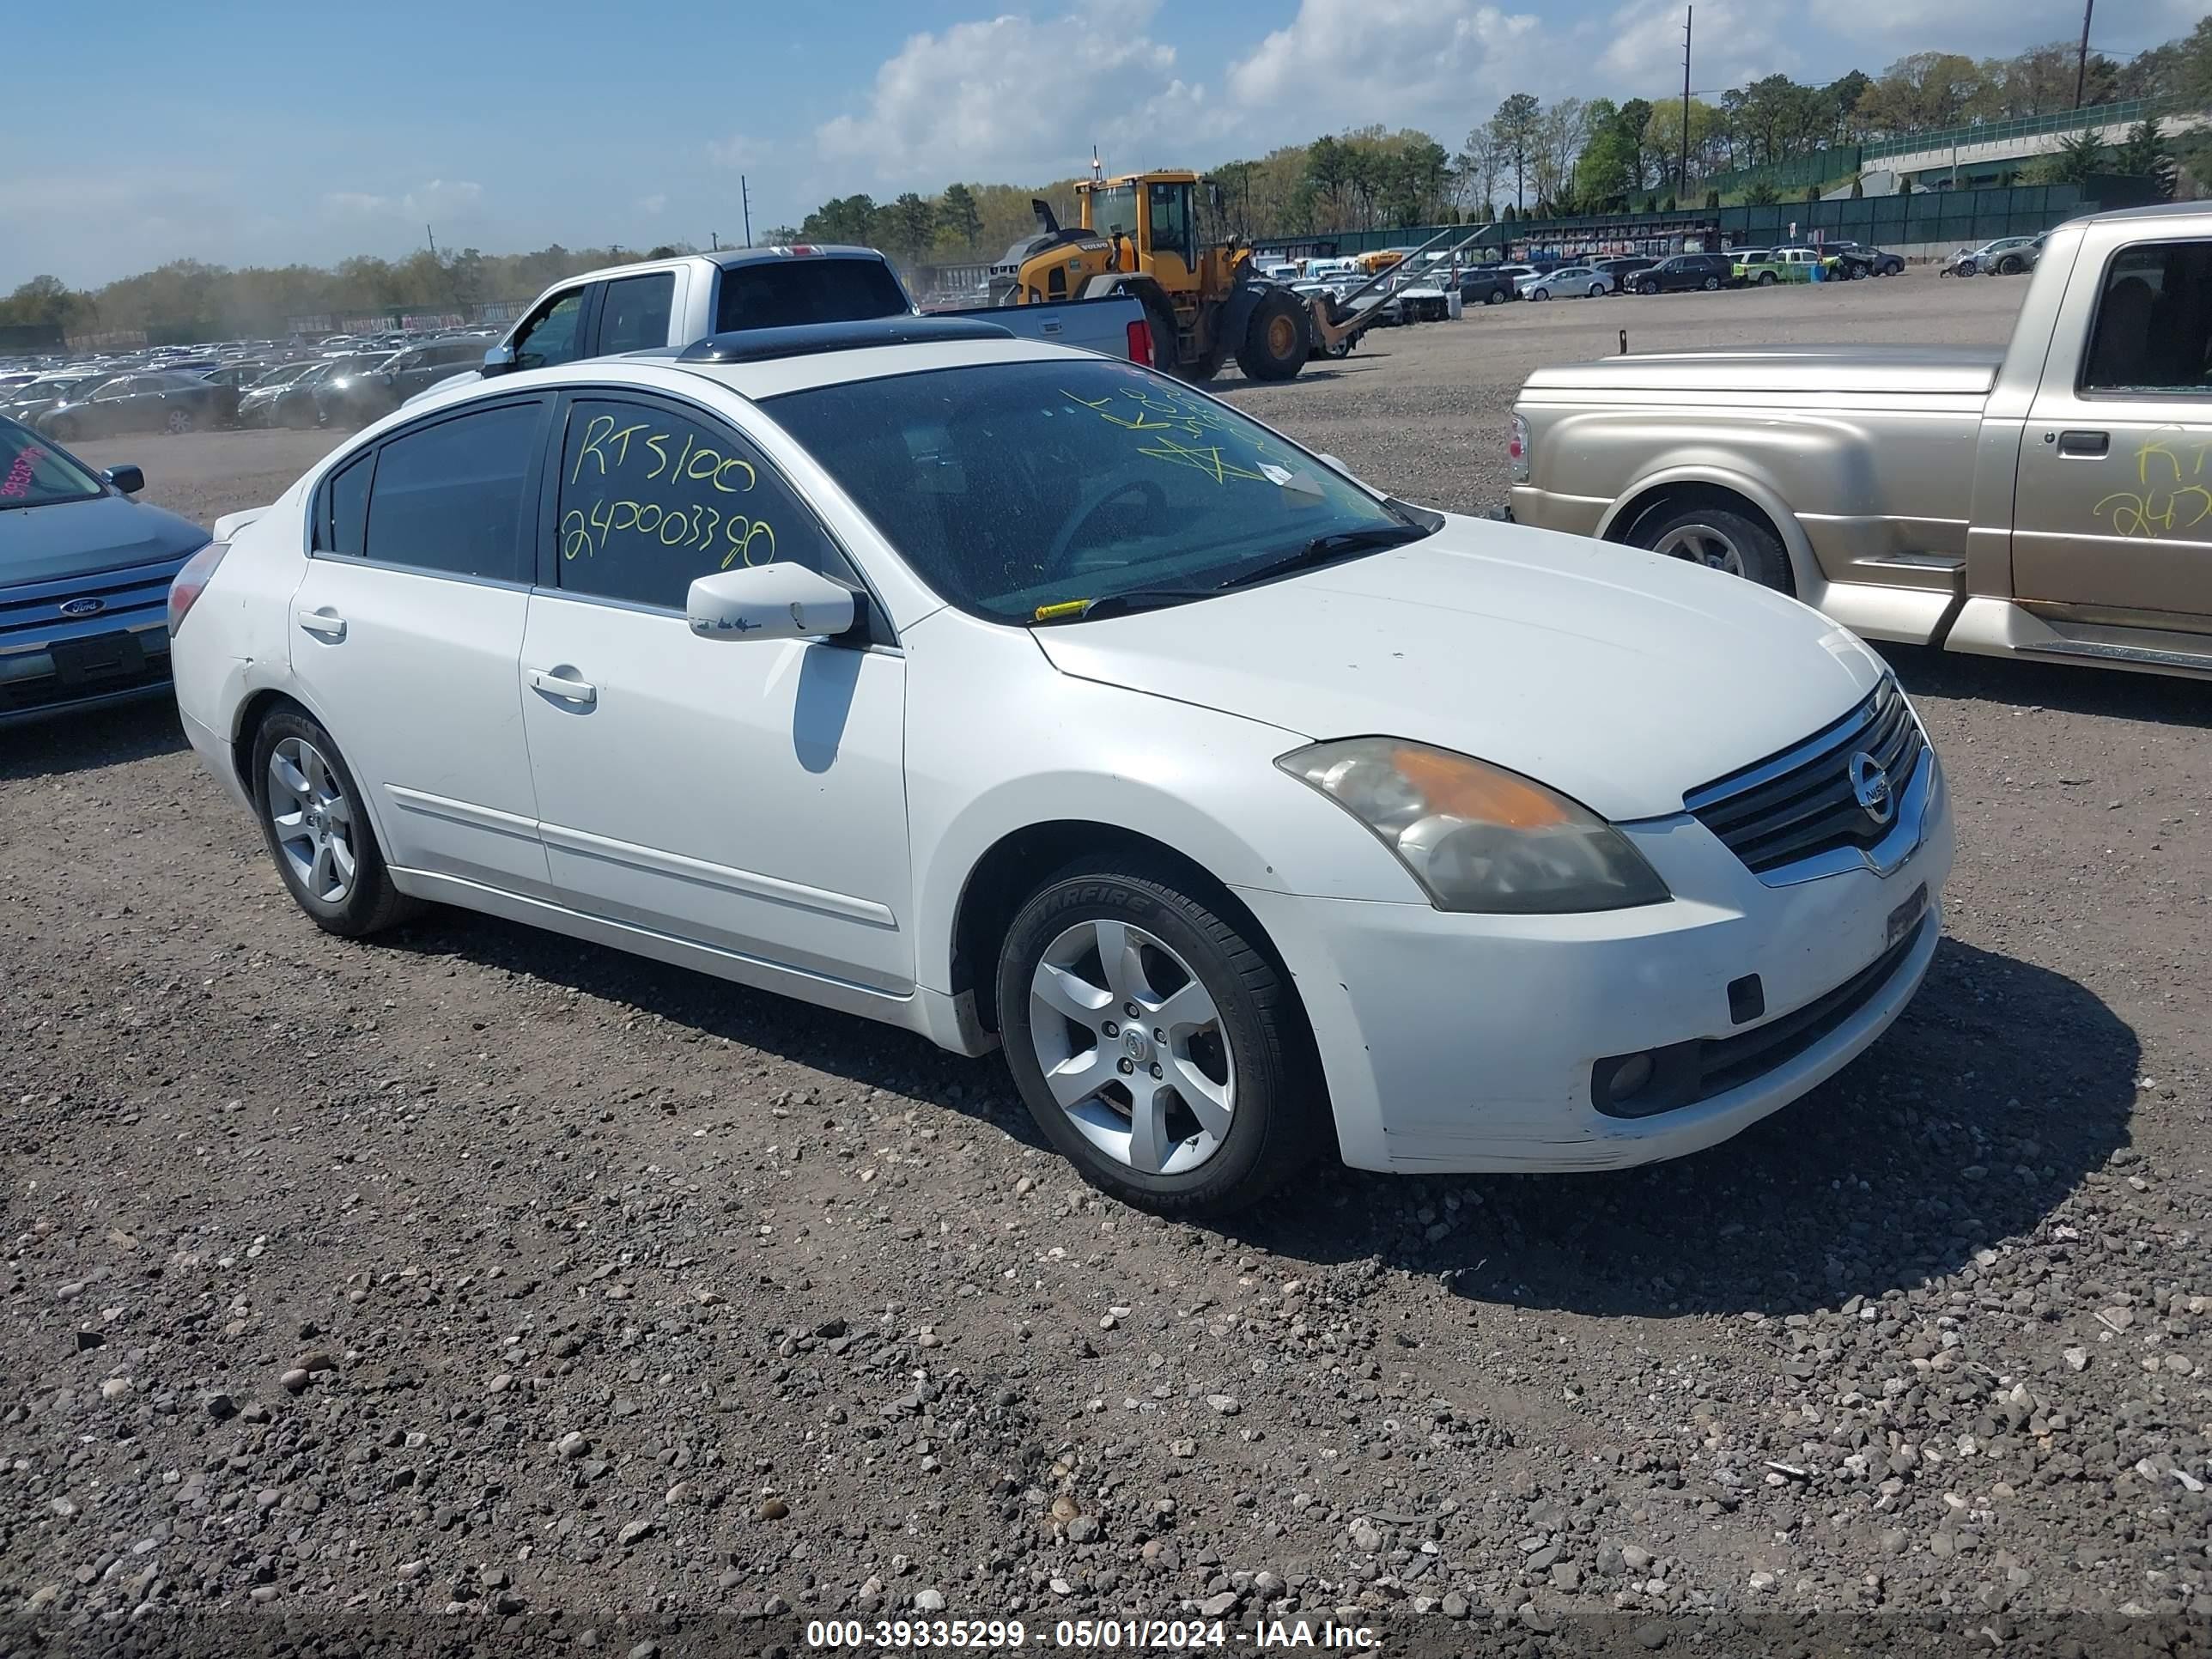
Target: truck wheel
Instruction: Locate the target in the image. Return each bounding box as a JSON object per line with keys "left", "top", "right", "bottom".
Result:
{"left": 1485, "top": 288, "right": 1506, "bottom": 304}
{"left": 1849, "top": 264, "right": 1869, "bottom": 280}
{"left": 1757, "top": 270, "right": 1778, "bottom": 286}
{"left": 1630, "top": 501, "right": 1793, "bottom": 593}
{"left": 1638, "top": 278, "right": 1660, "bottom": 295}
{"left": 1237, "top": 289, "right": 1310, "bottom": 382}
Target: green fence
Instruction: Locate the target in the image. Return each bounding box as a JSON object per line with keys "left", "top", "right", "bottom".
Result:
{"left": 1705, "top": 146, "right": 1861, "bottom": 198}
{"left": 1316, "top": 178, "right": 2159, "bottom": 261}
{"left": 1860, "top": 94, "right": 2185, "bottom": 162}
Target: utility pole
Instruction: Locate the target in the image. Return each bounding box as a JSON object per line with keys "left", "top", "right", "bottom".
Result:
{"left": 710, "top": 231, "right": 719, "bottom": 252}
{"left": 1680, "top": 7, "right": 1693, "bottom": 199}
{"left": 2073, "top": 0, "right": 2094, "bottom": 109}
{"left": 426, "top": 223, "right": 437, "bottom": 258}
{"left": 741, "top": 176, "right": 754, "bottom": 248}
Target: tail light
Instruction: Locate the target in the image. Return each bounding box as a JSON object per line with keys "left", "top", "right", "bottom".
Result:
{"left": 1508, "top": 413, "right": 1530, "bottom": 484}
{"left": 167, "top": 540, "right": 229, "bottom": 636}
{"left": 1126, "top": 318, "right": 1154, "bottom": 368}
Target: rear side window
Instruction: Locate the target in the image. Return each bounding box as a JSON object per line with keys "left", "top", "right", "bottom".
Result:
{"left": 599, "top": 273, "right": 674, "bottom": 354}
{"left": 361, "top": 402, "right": 541, "bottom": 580}
{"left": 2081, "top": 240, "right": 2212, "bottom": 395}
{"left": 317, "top": 451, "right": 372, "bottom": 556}
{"left": 552, "top": 397, "right": 843, "bottom": 610}
{"left": 714, "top": 259, "right": 908, "bottom": 331}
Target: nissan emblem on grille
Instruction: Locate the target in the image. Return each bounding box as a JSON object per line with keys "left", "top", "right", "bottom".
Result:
{"left": 59, "top": 597, "right": 106, "bottom": 618}
{"left": 1849, "top": 750, "right": 1895, "bottom": 825}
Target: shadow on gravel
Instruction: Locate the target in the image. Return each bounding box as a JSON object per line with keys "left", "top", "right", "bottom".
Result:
{"left": 1227, "top": 936, "right": 2140, "bottom": 1318}
{"left": 1880, "top": 641, "right": 2212, "bottom": 729}
{"left": 381, "top": 913, "right": 1054, "bottom": 1154}
{"left": 0, "top": 696, "right": 185, "bottom": 781}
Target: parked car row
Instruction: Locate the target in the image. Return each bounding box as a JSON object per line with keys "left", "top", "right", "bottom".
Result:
{"left": 1, "top": 325, "right": 510, "bottom": 441}
{"left": 1942, "top": 234, "right": 2046, "bottom": 276}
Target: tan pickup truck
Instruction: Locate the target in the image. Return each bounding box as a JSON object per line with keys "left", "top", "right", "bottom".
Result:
{"left": 1509, "top": 201, "right": 2212, "bottom": 679}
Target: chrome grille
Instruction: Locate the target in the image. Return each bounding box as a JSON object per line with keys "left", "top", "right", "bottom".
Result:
{"left": 1685, "top": 680, "right": 1926, "bottom": 878}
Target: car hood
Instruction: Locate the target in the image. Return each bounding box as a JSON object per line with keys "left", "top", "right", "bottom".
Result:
{"left": 1030, "top": 515, "right": 1887, "bottom": 822}
{"left": 0, "top": 493, "right": 210, "bottom": 587}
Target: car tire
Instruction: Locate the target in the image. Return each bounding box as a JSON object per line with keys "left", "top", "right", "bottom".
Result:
{"left": 251, "top": 706, "right": 420, "bottom": 939}
{"left": 1236, "top": 288, "right": 1311, "bottom": 382}
{"left": 996, "top": 859, "right": 1324, "bottom": 1217}
{"left": 1849, "top": 264, "right": 1869, "bottom": 280}
{"left": 1529, "top": 288, "right": 1551, "bottom": 301}
{"left": 1701, "top": 276, "right": 1721, "bottom": 291}
{"left": 1757, "top": 271, "right": 1778, "bottom": 286}
{"left": 1484, "top": 288, "right": 1505, "bottom": 304}
{"left": 1630, "top": 501, "right": 1794, "bottom": 592}
{"left": 1588, "top": 283, "right": 1605, "bottom": 298}
{"left": 165, "top": 408, "right": 195, "bottom": 434}
{"left": 1996, "top": 255, "right": 2024, "bottom": 276}
{"left": 1638, "top": 279, "right": 1660, "bottom": 295}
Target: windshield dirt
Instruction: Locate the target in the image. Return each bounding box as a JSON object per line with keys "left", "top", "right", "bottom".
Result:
{"left": 764, "top": 359, "right": 1423, "bottom": 623}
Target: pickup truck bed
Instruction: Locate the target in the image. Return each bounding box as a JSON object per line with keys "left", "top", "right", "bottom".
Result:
{"left": 1509, "top": 200, "right": 2212, "bottom": 681}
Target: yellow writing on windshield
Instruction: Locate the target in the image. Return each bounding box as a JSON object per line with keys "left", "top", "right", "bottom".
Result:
{"left": 1134, "top": 433, "right": 1270, "bottom": 484}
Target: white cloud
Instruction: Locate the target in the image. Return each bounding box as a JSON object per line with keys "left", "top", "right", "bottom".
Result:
{"left": 1590, "top": 0, "right": 1792, "bottom": 99}
{"left": 636, "top": 192, "right": 667, "bottom": 216}
{"left": 815, "top": 11, "right": 1209, "bottom": 189}
{"left": 321, "top": 190, "right": 392, "bottom": 217}
{"left": 1824, "top": 0, "right": 2089, "bottom": 52}
{"left": 1227, "top": 0, "right": 1540, "bottom": 139}
{"left": 404, "top": 179, "right": 483, "bottom": 219}
{"left": 707, "top": 134, "right": 761, "bottom": 170}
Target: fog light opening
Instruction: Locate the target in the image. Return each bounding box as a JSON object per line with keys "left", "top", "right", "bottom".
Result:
{"left": 1606, "top": 1050, "right": 1656, "bottom": 1105}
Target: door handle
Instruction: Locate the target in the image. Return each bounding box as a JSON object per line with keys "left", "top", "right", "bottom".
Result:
{"left": 296, "top": 609, "right": 347, "bottom": 641}
{"left": 2057, "top": 429, "right": 2109, "bottom": 458}
{"left": 527, "top": 667, "right": 598, "bottom": 705}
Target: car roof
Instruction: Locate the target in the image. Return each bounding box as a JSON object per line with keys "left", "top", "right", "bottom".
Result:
{"left": 554, "top": 244, "right": 890, "bottom": 289}
{"left": 388, "top": 332, "right": 1103, "bottom": 428}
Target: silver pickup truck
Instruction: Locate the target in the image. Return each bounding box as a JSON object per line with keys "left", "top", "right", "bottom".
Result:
{"left": 1510, "top": 200, "right": 2212, "bottom": 681}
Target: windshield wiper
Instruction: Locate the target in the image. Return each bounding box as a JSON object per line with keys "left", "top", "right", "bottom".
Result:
{"left": 1029, "top": 586, "right": 1221, "bottom": 624}
{"left": 1215, "top": 523, "right": 1435, "bottom": 591}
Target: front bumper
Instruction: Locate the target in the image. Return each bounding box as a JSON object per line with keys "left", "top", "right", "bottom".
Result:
{"left": 1236, "top": 757, "right": 1954, "bottom": 1174}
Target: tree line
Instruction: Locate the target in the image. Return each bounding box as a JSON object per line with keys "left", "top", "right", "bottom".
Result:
{"left": 3, "top": 20, "right": 2205, "bottom": 338}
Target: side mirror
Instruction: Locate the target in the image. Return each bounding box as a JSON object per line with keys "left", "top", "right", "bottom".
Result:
{"left": 685, "top": 563, "right": 856, "bottom": 643}
{"left": 104, "top": 465, "right": 145, "bottom": 495}
{"left": 480, "top": 344, "right": 517, "bottom": 379}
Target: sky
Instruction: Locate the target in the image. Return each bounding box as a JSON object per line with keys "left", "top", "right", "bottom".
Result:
{"left": 2, "top": 0, "right": 2198, "bottom": 289}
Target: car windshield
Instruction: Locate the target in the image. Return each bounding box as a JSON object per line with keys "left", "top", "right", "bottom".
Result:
{"left": 0, "top": 416, "right": 105, "bottom": 512}
{"left": 764, "top": 359, "right": 1425, "bottom": 624}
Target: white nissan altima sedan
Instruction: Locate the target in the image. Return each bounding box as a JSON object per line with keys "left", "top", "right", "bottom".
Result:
{"left": 168, "top": 317, "right": 1952, "bottom": 1215}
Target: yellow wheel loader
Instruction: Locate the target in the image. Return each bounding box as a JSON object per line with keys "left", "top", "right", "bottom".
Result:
{"left": 989, "top": 170, "right": 1456, "bottom": 384}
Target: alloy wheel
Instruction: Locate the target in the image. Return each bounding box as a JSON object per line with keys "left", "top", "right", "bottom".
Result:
{"left": 1653, "top": 521, "right": 1747, "bottom": 576}
{"left": 267, "top": 737, "right": 358, "bottom": 904}
{"left": 166, "top": 408, "right": 193, "bottom": 434}
{"left": 1027, "top": 919, "right": 1235, "bottom": 1176}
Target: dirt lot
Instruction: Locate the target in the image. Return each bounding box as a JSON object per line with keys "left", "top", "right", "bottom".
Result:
{"left": 6, "top": 272, "right": 2211, "bottom": 1655}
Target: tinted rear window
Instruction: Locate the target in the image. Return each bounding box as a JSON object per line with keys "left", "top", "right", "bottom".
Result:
{"left": 714, "top": 258, "right": 909, "bottom": 332}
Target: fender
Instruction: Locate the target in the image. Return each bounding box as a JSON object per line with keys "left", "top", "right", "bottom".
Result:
{"left": 1595, "top": 459, "right": 1826, "bottom": 604}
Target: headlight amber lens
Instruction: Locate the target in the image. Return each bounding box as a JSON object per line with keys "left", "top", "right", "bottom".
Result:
{"left": 1279, "top": 738, "right": 1670, "bottom": 914}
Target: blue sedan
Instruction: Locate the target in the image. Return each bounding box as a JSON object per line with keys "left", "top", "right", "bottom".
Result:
{"left": 1, "top": 416, "right": 210, "bottom": 722}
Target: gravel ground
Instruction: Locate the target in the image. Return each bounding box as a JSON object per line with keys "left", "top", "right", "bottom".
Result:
{"left": 6, "top": 272, "right": 2210, "bottom": 1656}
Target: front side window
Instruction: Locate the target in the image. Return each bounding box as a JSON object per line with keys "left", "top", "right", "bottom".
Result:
{"left": 2081, "top": 240, "right": 2212, "bottom": 395}
{"left": 0, "top": 416, "right": 104, "bottom": 512}
{"left": 512, "top": 290, "right": 586, "bottom": 372}
{"left": 599, "top": 272, "right": 675, "bottom": 355}
{"left": 361, "top": 402, "right": 540, "bottom": 580}
{"left": 94, "top": 378, "right": 139, "bottom": 401}
{"left": 553, "top": 398, "right": 839, "bottom": 609}
{"left": 764, "top": 360, "right": 1422, "bottom": 624}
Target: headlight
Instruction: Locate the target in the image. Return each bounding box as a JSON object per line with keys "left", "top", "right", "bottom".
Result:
{"left": 1279, "top": 738, "right": 1669, "bottom": 914}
